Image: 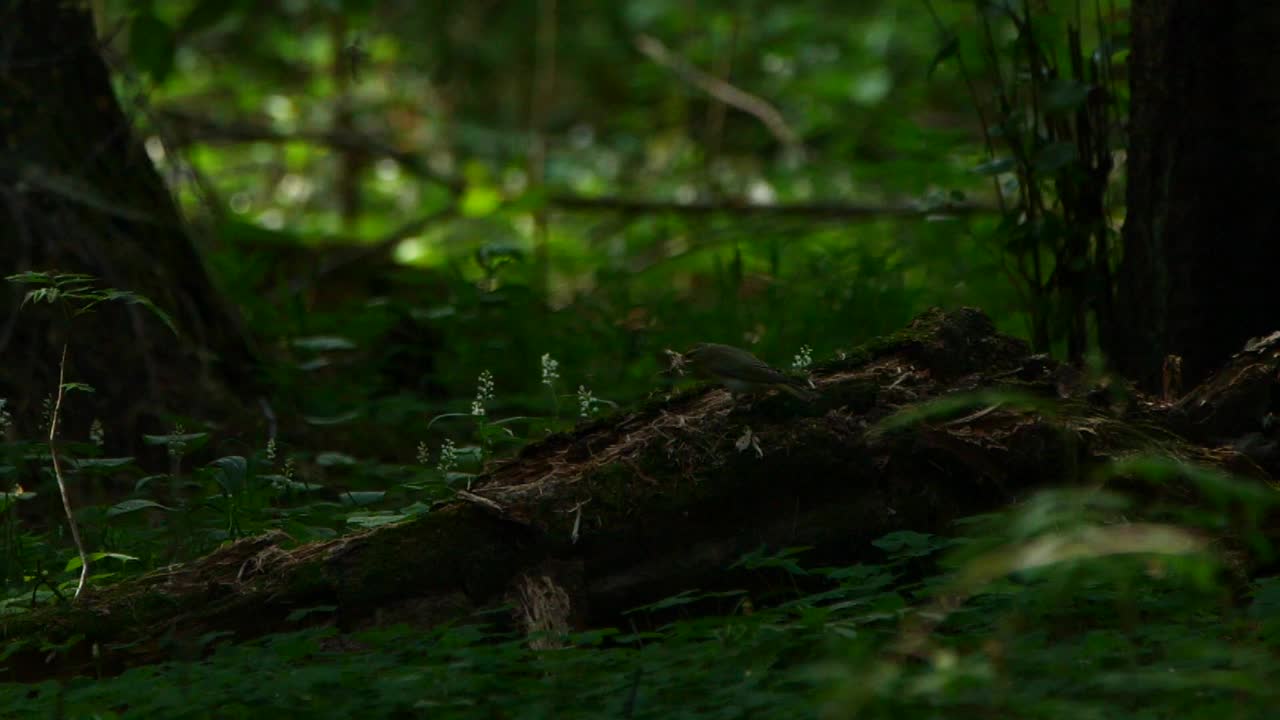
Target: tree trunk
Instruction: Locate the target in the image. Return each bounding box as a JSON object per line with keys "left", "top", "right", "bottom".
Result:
{"left": 1109, "top": 0, "right": 1280, "bottom": 389}
{"left": 0, "top": 1, "right": 258, "bottom": 446}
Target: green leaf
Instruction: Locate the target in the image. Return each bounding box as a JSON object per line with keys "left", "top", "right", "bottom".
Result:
{"left": 5, "top": 270, "right": 54, "bottom": 285}
{"left": 0, "top": 488, "right": 35, "bottom": 512}
{"left": 134, "top": 474, "right": 167, "bottom": 492}
{"left": 302, "top": 411, "right": 361, "bottom": 426}
{"left": 872, "top": 531, "right": 949, "bottom": 560}
{"left": 731, "top": 545, "right": 813, "bottom": 575}
{"left": 345, "top": 512, "right": 408, "bottom": 528}
{"left": 973, "top": 157, "right": 1015, "bottom": 175}
{"left": 460, "top": 185, "right": 502, "bottom": 217}
{"left": 130, "top": 13, "right": 176, "bottom": 83}
{"left": 285, "top": 605, "right": 338, "bottom": 623}
{"left": 95, "top": 290, "right": 178, "bottom": 335}
{"left": 265, "top": 475, "right": 324, "bottom": 493}
{"left": 209, "top": 455, "right": 248, "bottom": 496}
{"left": 106, "top": 498, "right": 174, "bottom": 517}
{"left": 340, "top": 491, "right": 385, "bottom": 506}
{"left": 316, "top": 452, "right": 356, "bottom": 467}
{"left": 427, "top": 412, "right": 476, "bottom": 429}
{"left": 65, "top": 551, "right": 139, "bottom": 570}
{"left": 70, "top": 457, "right": 135, "bottom": 473}
{"left": 143, "top": 432, "right": 209, "bottom": 448}
{"left": 624, "top": 589, "right": 747, "bottom": 615}
{"left": 292, "top": 336, "right": 357, "bottom": 352}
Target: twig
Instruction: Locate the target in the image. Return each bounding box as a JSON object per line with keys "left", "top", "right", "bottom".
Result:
{"left": 49, "top": 343, "right": 89, "bottom": 600}
{"left": 634, "top": 33, "right": 800, "bottom": 151}
{"left": 548, "top": 194, "right": 994, "bottom": 220}
{"left": 456, "top": 489, "right": 505, "bottom": 513}
{"left": 158, "top": 111, "right": 999, "bottom": 222}
{"left": 157, "top": 110, "right": 462, "bottom": 192}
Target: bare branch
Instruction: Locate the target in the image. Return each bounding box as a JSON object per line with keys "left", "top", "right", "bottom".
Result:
{"left": 634, "top": 33, "right": 800, "bottom": 150}
{"left": 157, "top": 111, "right": 996, "bottom": 222}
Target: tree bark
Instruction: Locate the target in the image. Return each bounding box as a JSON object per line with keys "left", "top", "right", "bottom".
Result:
{"left": 0, "top": 1, "right": 258, "bottom": 447}
{"left": 1110, "top": 0, "right": 1280, "bottom": 389}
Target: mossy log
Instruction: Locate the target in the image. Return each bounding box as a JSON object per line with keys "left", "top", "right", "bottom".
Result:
{"left": 4, "top": 307, "right": 1278, "bottom": 681}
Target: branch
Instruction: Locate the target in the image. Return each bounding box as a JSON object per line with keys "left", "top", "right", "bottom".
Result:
{"left": 156, "top": 110, "right": 997, "bottom": 222}
{"left": 633, "top": 33, "right": 800, "bottom": 150}
{"left": 157, "top": 109, "right": 463, "bottom": 192}
{"left": 49, "top": 342, "right": 89, "bottom": 600}
{"left": 547, "top": 194, "right": 994, "bottom": 220}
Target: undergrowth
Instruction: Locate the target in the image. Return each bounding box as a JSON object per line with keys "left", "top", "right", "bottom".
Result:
{"left": 4, "top": 513, "right": 1278, "bottom": 719}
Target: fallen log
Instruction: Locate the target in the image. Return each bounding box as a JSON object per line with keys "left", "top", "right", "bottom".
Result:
{"left": 3, "top": 307, "right": 1273, "bottom": 682}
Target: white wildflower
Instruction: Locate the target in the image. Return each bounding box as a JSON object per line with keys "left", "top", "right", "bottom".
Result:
{"left": 792, "top": 344, "right": 813, "bottom": 370}
{"left": 437, "top": 438, "right": 458, "bottom": 473}
{"left": 577, "top": 385, "right": 598, "bottom": 418}
{"left": 472, "top": 370, "right": 495, "bottom": 416}
{"left": 540, "top": 353, "right": 560, "bottom": 387}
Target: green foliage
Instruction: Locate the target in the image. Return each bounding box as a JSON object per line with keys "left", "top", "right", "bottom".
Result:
{"left": 7, "top": 272, "right": 177, "bottom": 335}
{"left": 924, "top": 0, "right": 1128, "bottom": 358}
{"left": 4, "top": 488, "right": 1276, "bottom": 718}
{"left": 12, "top": 1, "right": 1268, "bottom": 717}
{"left": 129, "top": 11, "right": 176, "bottom": 83}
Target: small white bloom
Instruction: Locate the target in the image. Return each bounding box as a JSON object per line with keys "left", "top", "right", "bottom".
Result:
{"left": 540, "top": 353, "right": 560, "bottom": 387}
{"left": 89, "top": 419, "right": 105, "bottom": 447}
{"left": 577, "top": 385, "right": 598, "bottom": 418}
{"left": 437, "top": 439, "right": 458, "bottom": 473}
{"left": 472, "top": 370, "right": 495, "bottom": 416}
{"left": 265, "top": 438, "right": 278, "bottom": 464}
{"left": 167, "top": 423, "right": 187, "bottom": 459}
{"left": 792, "top": 344, "right": 813, "bottom": 370}
{"left": 416, "top": 440, "right": 430, "bottom": 465}
{"left": 476, "top": 370, "right": 495, "bottom": 400}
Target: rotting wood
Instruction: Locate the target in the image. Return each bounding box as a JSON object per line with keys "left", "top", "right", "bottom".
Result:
{"left": 4, "top": 307, "right": 1278, "bottom": 682}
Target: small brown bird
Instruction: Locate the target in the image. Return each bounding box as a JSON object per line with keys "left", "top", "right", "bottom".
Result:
{"left": 680, "top": 342, "right": 818, "bottom": 400}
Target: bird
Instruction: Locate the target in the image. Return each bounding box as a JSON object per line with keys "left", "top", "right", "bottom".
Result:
{"left": 678, "top": 342, "right": 818, "bottom": 400}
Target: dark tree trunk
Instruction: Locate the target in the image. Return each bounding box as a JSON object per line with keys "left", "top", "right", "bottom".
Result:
{"left": 1109, "top": 0, "right": 1280, "bottom": 389}
{"left": 0, "top": 1, "right": 257, "bottom": 446}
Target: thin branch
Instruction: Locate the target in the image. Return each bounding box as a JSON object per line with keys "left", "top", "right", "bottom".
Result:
{"left": 49, "top": 342, "right": 89, "bottom": 600}
{"left": 157, "top": 110, "right": 463, "bottom": 192}
{"left": 159, "top": 112, "right": 998, "bottom": 223}
{"left": 633, "top": 33, "right": 800, "bottom": 150}
{"left": 276, "top": 206, "right": 458, "bottom": 300}
{"left": 546, "top": 194, "right": 995, "bottom": 221}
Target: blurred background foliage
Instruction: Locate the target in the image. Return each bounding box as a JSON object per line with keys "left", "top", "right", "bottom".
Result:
{"left": 93, "top": 0, "right": 1127, "bottom": 450}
